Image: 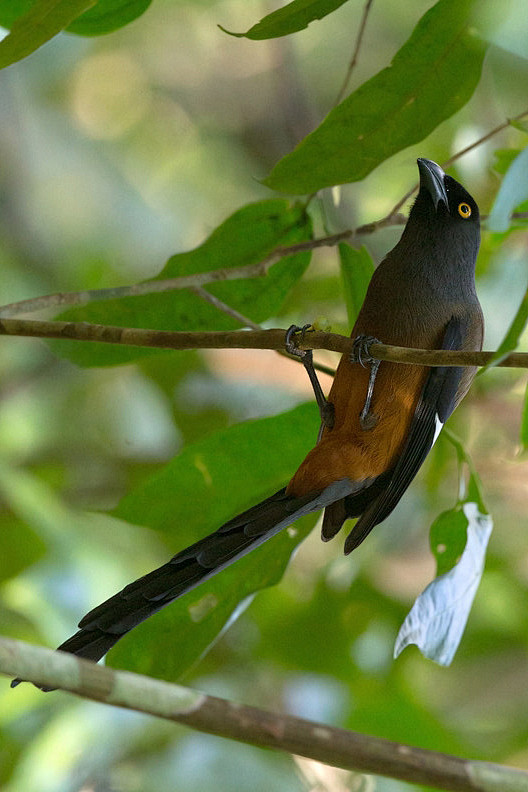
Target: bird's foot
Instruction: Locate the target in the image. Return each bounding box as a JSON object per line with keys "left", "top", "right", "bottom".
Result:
{"left": 285, "top": 324, "right": 314, "bottom": 362}
{"left": 285, "top": 325, "right": 335, "bottom": 429}
{"left": 351, "top": 334, "right": 380, "bottom": 366}
{"left": 351, "top": 335, "right": 381, "bottom": 431}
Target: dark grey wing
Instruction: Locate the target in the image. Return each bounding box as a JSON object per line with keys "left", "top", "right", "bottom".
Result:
{"left": 343, "top": 315, "right": 466, "bottom": 554}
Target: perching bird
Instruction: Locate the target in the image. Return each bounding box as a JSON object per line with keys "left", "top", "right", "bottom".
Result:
{"left": 14, "top": 158, "right": 484, "bottom": 677}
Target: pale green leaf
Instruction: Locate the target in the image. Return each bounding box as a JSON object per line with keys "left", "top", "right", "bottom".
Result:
{"left": 394, "top": 502, "right": 492, "bottom": 666}
{"left": 395, "top": 431, "right": 491, "bottom": 665}
{"left": 488, "top": 146, "right": 528, "bottom": 231}
{"left": 0, "top": 0, "right": 95, "bottom": 69}
{"left": 264, "top": 0, "right": 486, "bottom": 194}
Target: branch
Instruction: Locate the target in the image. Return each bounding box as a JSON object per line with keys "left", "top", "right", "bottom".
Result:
{"left": 0, "top": 222, "right": 406, "bottom": 319}
{"left": 188, "top": 287, "right": 337, "bottom": 377}
{"left": 0, "top": 110, "right": 526, "bottom": 322}
{"left": 1, "top": 207, "right": 526, "bottom": 322}
{"left": 2, "top": 637, "right": 527, "bottom": 792}
{"left": 0, "top": 320, "right": 527, "bottom": 369}
{"left": 388, "top": 108, "right": 528, "bottom": 216}
{"left": 334, "top": 0, "right": 375, "bottom": 104}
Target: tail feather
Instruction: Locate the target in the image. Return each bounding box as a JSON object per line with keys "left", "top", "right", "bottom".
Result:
{"left": 54, "top": 486, "right": 328, "bottom": 662}
{"left": 11, "top": 478, "right": 356, "bottom": 688}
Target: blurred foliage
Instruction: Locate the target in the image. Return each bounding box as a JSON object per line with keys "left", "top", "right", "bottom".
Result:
{"left": 0, "top": 0, "right": 527, "bottom": 791}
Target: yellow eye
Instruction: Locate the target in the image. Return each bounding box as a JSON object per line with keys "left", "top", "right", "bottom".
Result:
{"left": 458, "top": 202, "right": 471, "bottom": 219}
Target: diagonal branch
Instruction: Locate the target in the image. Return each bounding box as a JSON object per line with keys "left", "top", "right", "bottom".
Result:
{"left": 334, "top": 0, "right": 375, "bottom": 104}
{"left": 0, "top": 319, "right": 526, "bottom": 369}
{"left": 388, "top": 108, "right": 528, "bottom": 217}
{"left": 0, "top": 112, "right": 526, "bottom": 322}
{"left": 0, "top": 208, "right": 526, "bottom": 322}
{"left": 1, "top": 637, "right": 527, "bottom": 792}
{"left": 0, "top": 229, "right": 370, "bottom": 319}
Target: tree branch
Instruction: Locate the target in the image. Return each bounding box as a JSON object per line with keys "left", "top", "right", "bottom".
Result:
{"left": 334, "top": 0, "right": 375, "bottom": 104}
{"left": 0, "top": 109, "right": 525, "bottom": 322}
{"left": 0, "top": 220, "right": 406, "bottom": 319}
{"left": 1, "top": 637, "right": 527, "bottom": 792}
{"left": 0, "top": 208, "right": 526, "bottom": 322}
{"left": 388, "top": 109, "right": 528, "bottom": 216}
{"left": 0, "top": 319, "right": 526, "bottom": 369}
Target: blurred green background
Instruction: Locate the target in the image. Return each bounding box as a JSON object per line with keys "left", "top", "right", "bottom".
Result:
{"left": 0, "top": 0, "right": 528, "bottom": 790}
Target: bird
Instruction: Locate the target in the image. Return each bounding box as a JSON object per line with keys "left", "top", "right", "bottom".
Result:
{"left": 12, "top": 158, "right": 484, "bottom": 682}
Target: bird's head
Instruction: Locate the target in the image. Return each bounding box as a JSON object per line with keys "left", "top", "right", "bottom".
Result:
{"left": 401, "top": 158, "right": 481, "bottom": 275}
{"left": 416, "top": 158, "right": 479, "bottom": 225}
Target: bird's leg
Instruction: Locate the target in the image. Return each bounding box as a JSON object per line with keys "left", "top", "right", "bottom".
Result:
{"left": 351, "top": 335, "right": 381, "bottom": 431}
{"left": 285, "top": 325, "right": 335, "bottom": 429}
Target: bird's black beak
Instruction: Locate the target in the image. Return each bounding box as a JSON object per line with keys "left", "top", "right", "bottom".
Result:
{"left": 417, "top": 158, "right": 449, "bottom": 212}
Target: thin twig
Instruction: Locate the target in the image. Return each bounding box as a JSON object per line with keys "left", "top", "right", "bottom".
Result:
{"left": 442, "top": 108, "right": 528, "bottom": 169}
{"left": 190, "top": 286, "right": 262, "bottom": 329}
{"left": 0, "top": 319, "right": 526, "bottom": 369}
{"left": 0, "top": 227, "right": 386, "bottom": 319}
{"left": 388, "top": 108, "right": 528, "bottom": 217}
{"left": 334, "top": 0, "right": 375, "bottom": 105}
{"left": 0, "top": 192, "right": 525, "bottom": 321}
{"left": 189, "top": 288, "right": 335, "bottom": 377}
{"left": 0, "top": 107, "right": 525, "bottom": 324}
{"left": 0, "top": 257, "right": 276, "bottom": 319}
{"left": 0, "top": 235, "right": 345, "bottom": 319}
{"left": 2, "top": 637, "right": 528, "bottom": 792}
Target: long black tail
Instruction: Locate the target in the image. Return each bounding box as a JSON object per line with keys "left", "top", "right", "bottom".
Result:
{"left": 52, "top": 488, "right": 318, "bottom": 664}
{"left": 11, "top": 480, "right": 354, "bottom": 688}
{"left": 48, "top": 483, "right": 357, "bottom": 668}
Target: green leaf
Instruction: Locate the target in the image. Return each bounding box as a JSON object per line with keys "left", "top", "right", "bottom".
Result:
{"left": 108, "top": 402, "right": 320, "bottom": 680}
{"left": 521, "top": 384, "right": 528, "bottom": 452}
{"left": 488, "top": 145, "right": 528, "bottom": 231}
{"left": 0, "top": 0, "right": 152, "bottom": 40}
{"left": 510, "top": 119, "right": 528, "bottom": 135}
{"left": 338, "top": 244, "right": 374, "bottom": 328}
{"left": 0, "top": 0, "right": 95, "bottom": 69}
{"left": 480, "top": 284, "right": 528, "bottom": 370}
{"left": 220, "top": 0, "right": 350, "bottom": 40}
{"left": 50, "top": 200, "right": 312, "bottom": 366}
{"left": 395, "top": 430, "right": 492, "bottom": 665}
{"left": 492, "top": 147, "right": 522, "bottom": 176}
{"left": 0, "top": 515, "right": 46, "bottom": 584}
{"left": 264, "top": 0, "right": 487, "bottom": 194}
{"left": 430, "top": 508, "right": 468, "bottom": 578}
{"left": 67, "top": 0, "right": 152, "bottom": 35}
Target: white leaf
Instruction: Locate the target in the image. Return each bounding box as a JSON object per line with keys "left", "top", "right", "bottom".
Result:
{"left": 394, "top": 502, "right": 492, "bottom": 666}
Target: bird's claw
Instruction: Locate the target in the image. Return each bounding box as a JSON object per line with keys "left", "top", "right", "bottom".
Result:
{"left": 351, "top": 335, "right": 381, "bottom": 431}
{"left": 351, "top": 335, "right": 380, "bottom": 367}
{"left": 285, "top": 324, "right": 314, "bottom": 362}
{"left": 285, "top": 324, "right": 334, "bottom": 430}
